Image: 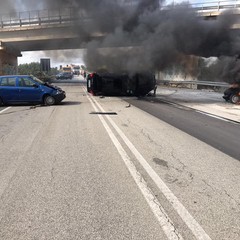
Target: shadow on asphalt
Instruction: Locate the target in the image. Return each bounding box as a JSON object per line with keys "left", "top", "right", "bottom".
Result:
{"left": 60, "top": 101, "right": 81, "bottom": 106}
{"left": 1, "top": 101, "right": 81, "bottom": 108}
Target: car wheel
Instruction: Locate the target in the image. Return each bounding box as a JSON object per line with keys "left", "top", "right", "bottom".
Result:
{"left": 230, "top": 94, "right": 240, "bottom": 104}
{"left": 44, "top": 95, "right": 55, "bottom": 106}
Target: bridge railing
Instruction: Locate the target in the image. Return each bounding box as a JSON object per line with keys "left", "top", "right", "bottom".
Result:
{"left": 1, "top": 1, "right": 240, "bottom": 29}
{"left": 0, "top": 7, "right": 77, "bottom": 29}
{"left": 162, "top": 0, "right": 240, "bottom": 10}
{"left": 190, "top": 0, "right": 240, "bottom": 12}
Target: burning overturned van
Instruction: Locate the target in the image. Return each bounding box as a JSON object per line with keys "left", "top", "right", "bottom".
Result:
{"left": 87, "top": 72, "right": 156, "bottom": 96}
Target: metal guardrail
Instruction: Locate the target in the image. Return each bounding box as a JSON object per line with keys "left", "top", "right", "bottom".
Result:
{"left": 158, "top": 80, "right": 229, "bottom": 88}
{"left": 0, "top": 7, "right": 80, "bottom": 29}
{"left": 190, "top": 0, "right": 240, "bottom": 12}
{"left": 0, "top": 1, "right": 240, "bottom": 29}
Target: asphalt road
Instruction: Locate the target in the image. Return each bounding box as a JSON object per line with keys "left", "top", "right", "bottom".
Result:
{"left": 125, "top": 97, "right": 240, "bottom": 160}
{"left": 0, "top": 80, "right": 239, "bottom": 240}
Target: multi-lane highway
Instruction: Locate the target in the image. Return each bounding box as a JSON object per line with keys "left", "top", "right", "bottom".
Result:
{"left": 0, "top": 78, "right": 239, "bottom": 240}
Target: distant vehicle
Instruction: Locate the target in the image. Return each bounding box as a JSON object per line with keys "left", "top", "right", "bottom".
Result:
{"left": 62, "top": 66, "right": 72, "bottom": 73}
{"left": 72, "top": 65, "right": 80, "bottom": 75}
{"left": 56, "top": 72, "right": 73, "bottom": 80}
{"left": 87, "top": 72, "right": 156, "bottom": 96}
{"left": 223, "top": 86, "right": 240, "bottom": 104}
{"left": 0, "top": 75, "right": 66, "bottom": 106}
{"left": 59, "top": 65, "right": 74, "bottom": 77}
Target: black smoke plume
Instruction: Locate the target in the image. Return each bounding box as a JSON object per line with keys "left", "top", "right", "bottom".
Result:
{"left": 3, "top": 0, "right": 240, "bottom": 83}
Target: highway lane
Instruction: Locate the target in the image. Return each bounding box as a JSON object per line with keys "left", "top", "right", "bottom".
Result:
{"left": 85, "top": 87, "right": 240, "bottom": 240}
{"left": 125, "top": 97, "right": 240, "bottom": 161}
{"left": 0, "top": 84, "right": 171, "bottom": 240}
{"left": 0, "top": 82, "right": 239, "bottom": 239}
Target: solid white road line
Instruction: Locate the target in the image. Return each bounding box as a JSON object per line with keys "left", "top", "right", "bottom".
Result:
{"left": 85, "top": 90, "right": 183, "bottom": 240}
{"left": 195, "top": 110, "right": 238, "bottom": 124}
{"left": 162, "top": 99, "right": 239, "bottom": 124}
{"left": 90, "top": 93, "right": 212, "bottom": 240}
{"left": 0, "top": 107, "right": 11, "bottom": 114}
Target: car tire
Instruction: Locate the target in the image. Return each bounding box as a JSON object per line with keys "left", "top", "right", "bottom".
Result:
{"left": 230, "top": 94, "right": 240, "bottom": 104}
{"left": 44, "top": 95, "right": 55, "bottom": 106}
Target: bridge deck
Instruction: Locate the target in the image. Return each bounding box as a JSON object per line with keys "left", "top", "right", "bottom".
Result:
{"left": 0, "top": 1, "right": 240, "bottom": 31}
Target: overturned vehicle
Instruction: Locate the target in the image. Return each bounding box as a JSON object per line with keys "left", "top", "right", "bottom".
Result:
{"left": 87, "top": 72, "right": 156, "bottom": 97}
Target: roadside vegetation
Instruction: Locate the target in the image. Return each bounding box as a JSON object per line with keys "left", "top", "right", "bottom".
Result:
{"left": 17, "top": 62, "right": 59, "bottom": 82}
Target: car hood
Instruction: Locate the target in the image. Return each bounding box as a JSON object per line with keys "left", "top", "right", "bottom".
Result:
{"left": 43, "top": 82, "right": 62, "bottom": 91}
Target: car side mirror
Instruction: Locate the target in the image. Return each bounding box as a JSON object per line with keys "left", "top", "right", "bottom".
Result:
{"left": 33, "top": 84, "right": 39, "bottom": 88}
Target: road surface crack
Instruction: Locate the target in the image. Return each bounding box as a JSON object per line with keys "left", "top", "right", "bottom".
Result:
{"left": 166, "top": 150, "right": 194, "bottom": 187}
{"left": 202, "top": 179, "right": 240, "bottom": 207}
{"left": 50, "top": 156, "right": 57, "bottom": 182}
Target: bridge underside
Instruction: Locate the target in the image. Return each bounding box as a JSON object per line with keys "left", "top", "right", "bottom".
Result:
{"left": 7, "top": 38, "right": 89, "bottom": 52}
{"left": 0, "top": 24, "right": 97, "bottom": 51}
{"left": 0, "top": 24, "right": 104, "bottom": 74}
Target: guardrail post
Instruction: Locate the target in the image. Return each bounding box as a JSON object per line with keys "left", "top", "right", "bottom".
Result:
{"left": 59, "top": 8, "right": 61, "bottom": 24}
{"left": 37, "top": 10, "right": 41, "bottom": 26}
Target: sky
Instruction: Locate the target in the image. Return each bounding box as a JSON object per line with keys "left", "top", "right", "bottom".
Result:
{"left": 18, "top": 50, "right": 86, "bottom": 68}
{"left": 16, "top": 0, "right": 202, "bottom": 68}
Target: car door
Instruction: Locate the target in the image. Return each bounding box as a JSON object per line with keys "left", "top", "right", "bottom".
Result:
{"left": 17, "top": 76, "right": 42, "bottom": 102}
{"left": 0, "top": 77, "right": 18, "bottom": 103}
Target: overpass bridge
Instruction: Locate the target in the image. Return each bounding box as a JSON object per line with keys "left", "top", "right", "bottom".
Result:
{"left": 0, "top": 7, "right": 102, "bottom": 74}
{"left": 0, "top": 8, "right": 98, "bottom": 51}
{"left": 0, "top": 0, "right": 240, "bottom": 74}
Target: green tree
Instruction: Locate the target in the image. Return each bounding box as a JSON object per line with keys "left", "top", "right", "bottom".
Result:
{"left": 18, "top": 62, "right": 59, "bottom": 75}
{"left": 18, "top": 62, "right": 41, "bottom": 75}
{"left": 18, "top": 62, "right": 59, "bottom": 82}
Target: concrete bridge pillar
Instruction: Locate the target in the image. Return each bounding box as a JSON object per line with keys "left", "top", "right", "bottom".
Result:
{"left": 0, "top": 42, "right": 21, "bottom": 75}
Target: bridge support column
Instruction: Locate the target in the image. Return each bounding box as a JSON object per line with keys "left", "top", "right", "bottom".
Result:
{"left": 0, "top": 42, "right": 22, "bottom": 75}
